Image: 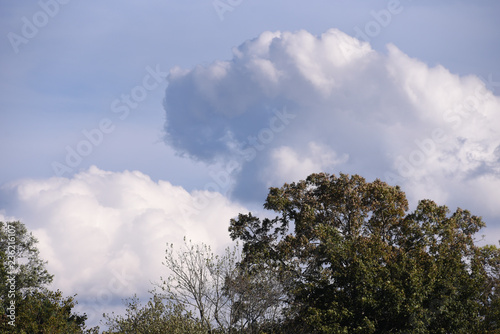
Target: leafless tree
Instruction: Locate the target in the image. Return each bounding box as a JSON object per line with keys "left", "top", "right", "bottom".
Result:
{"left": 156, "top": 238, "right": 285, "bottom": 333}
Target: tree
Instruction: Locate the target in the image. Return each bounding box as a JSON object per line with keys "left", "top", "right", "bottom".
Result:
{"left": 157, "top": 238, "right": 231, "bottom": 332}
{"left": 0, "top": 221, "right": 53, "bottom": 303}
{"left": 13, "top": 289, "right": 92, "bottom": 334}
{"left": 229, "top": 173, "right": 500, "bottom": 333}
{"left": 157, "top": 238, "right": 285, "bottom": 333}
{"left": 0, "top": 221, "right": 97, "bottom": 333}
{"left": 103, "top": 293, "right": 206, "bottom": 334}
{"left": 223, "top": 264, "right": 286, "bottom": 333}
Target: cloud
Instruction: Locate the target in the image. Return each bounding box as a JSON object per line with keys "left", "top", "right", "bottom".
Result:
{"left": 162, "top": 28, "right": 500, "bottom": 232}
{"left": 262, "top": 142, "right": 349, "bottom": 188}
{"left": 0, "top": 166, "right": 247, "bottom": 324}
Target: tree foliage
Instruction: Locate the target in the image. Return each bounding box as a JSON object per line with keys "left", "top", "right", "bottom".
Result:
{"left": 103, "top": 294, "right": 206, "bottom": 334}
{"left": 0, "top": 221, "right": 53, "bottom": 302}
{"left": 9, "top": 289, "right": 90, "bottom": 334}
{"left": 229, "top": 173, "right": 500, "bottom": 333}
{"left": 0, "top": 221, "right": 96, "bottom": 333}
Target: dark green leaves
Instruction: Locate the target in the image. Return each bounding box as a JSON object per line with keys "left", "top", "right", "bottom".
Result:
{"left": 229, "top": 173, "right": 500, "bottom": 333}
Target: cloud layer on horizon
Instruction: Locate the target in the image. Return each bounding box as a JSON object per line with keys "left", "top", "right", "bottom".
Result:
{"left": 0, "top": 166, "right": 246, "bottom": 323}
{"left": 163, "top": 28, "right": 500, "bottom": 222}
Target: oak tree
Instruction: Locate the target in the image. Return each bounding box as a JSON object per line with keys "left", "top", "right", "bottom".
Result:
{"left": 229, "top": 173, "right": 500, "bottom": 333}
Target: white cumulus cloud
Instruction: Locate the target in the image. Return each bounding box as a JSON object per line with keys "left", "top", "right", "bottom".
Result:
{"left": 162, "top": 28, "right": 500, "bottom": 239}
{"left": 262, "top": 142, "right": 349, "bottom": 187}
{"left": 0, "top": 166, "right": 247, "bottom": 324}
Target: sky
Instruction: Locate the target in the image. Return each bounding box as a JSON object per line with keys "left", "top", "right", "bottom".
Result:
{"left": 1, "top": 0, "right": 500, "bottom": 328}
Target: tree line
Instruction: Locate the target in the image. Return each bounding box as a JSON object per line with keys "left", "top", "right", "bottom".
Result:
{"left": 1, "top": 173, "right": 500, "bottom": 333}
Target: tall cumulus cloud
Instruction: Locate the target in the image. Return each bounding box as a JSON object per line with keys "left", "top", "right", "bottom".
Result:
{"left": 163, "top": 29, "right": 500, "bottom": 233}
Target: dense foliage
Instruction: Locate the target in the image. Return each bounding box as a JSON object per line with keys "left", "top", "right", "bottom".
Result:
{"left": 229, "top": 173, "right": 500, "bottom": 333}
{"left": 0, "top": 221, "right": 96, "bottom": 333}
{"left": 103, "top": 294, "right": 206, "bottom": 334}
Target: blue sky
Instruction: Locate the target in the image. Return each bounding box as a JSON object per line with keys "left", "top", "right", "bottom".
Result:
{"left": 1, "top": 0, "right": 500, "bottom": 328}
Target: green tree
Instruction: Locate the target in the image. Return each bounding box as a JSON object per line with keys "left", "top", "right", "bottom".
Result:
{"left": 0, "top": 221, "right": 53, "bottom": 303}
{"left": 0, "top": 221, "right": 97, "bottom": 333}
{"left": 229, "top": 173, "right": 500, "bottom": 333}
{"left": 13, "top": 289, "right": 91, "bottom": 334}
{"left": 103, "top": 293, "right": 206, "bottom": 334}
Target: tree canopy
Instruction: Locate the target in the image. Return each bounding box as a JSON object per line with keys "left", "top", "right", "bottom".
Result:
{"left": 229, "top": 173, "right": 500, "bottom": 333}
{"left": 103, "top": 294, "right": 206, "bottom": 334}
{"left": 0, "top": 221, "right": 96, "bottom": 333}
